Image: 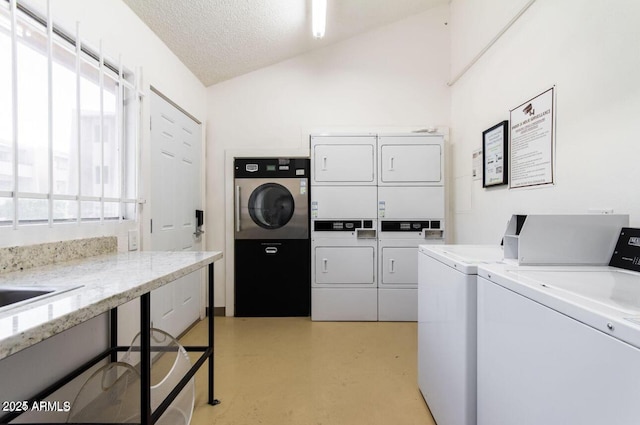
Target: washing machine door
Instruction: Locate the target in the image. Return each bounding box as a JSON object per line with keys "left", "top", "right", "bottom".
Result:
{"left": 235, "top": 178, "right": 309, "bottom": 239}
{"left": 249, "top": 183, "right": 294, "bottom": 229}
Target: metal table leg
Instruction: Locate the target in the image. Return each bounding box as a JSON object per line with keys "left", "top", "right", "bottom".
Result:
{"left": 208, "top": 262, "right": 220, "bottom": 405}
{"left": 140, "top": 293, "right": 151, "bottom": 425}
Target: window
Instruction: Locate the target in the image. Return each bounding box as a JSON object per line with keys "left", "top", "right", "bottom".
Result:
{"left": 0, "top": 0, "right": 139, "bottom": 227}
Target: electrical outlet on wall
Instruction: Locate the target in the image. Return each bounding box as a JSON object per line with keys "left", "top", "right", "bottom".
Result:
{"left": 128, "top": 229, "right": 139, "bottom": 251}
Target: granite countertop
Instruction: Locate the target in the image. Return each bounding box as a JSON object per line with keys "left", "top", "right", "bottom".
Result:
{"left": 0, "top": 250, "right": 223, "bottom": 360}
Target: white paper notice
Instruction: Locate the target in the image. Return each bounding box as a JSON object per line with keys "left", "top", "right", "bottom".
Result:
{"left": 472, "top": 148, "right": 482, "bottom": 181}
{"left": 509, "top": 87, "right": 554, "bottom": 188}
{"left": 484, "top": 127, "right": 505, "bottom": 186}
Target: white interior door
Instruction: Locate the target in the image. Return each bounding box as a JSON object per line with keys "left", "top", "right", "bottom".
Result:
{"left": 150, "top": 90, "right": 202, "bottom": 338}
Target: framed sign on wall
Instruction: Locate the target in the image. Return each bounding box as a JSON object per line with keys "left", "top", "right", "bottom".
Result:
{"left": 482, "top": 120, "right": 509, "bottom": 188}
{"left": 509, "top": 87, "right": 555, "bottom": 189}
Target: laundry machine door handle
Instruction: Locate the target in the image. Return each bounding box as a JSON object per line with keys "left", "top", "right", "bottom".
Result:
{"left": 235, "top": 185, "right": 241, "bottom": 232}
{"left": 265, "top": 247, "right": 278, "bottom": 254}
{"left": 390, "top": 259, "right": 395, "bottom": 273}
{"left": 389, "top": 156, "right": 395, "bottom": 171}
{"left": 322, "top": 156, "right": 328, "bottom": 170}
{"left": 322, "top": 258, "right": 328, "bottom": 272}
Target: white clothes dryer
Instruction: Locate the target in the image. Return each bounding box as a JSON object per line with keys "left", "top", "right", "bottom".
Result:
{"left": 310, "top": 134, "right": 377, "bottom": 187}
{"left": 311, "top": 220, "right": 378, "bottom": 321}
{"left": 378, "top": 221, "right": 444, "bottom": 321}
{"left": 417, "top": 244, "right": 504, "bottom": 425}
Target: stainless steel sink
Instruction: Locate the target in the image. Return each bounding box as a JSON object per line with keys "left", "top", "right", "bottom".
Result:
{"left": 0, "top": 287, "right": 55, "bottom": 308}
{"left": 0, "top": 285, "right": 83, "bottom": 311}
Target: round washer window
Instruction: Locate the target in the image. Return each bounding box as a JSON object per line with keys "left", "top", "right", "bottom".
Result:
{"left": 248, "top": 183, "right": 295, "bottom": 229}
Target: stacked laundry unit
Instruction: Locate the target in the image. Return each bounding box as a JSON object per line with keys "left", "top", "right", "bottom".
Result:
{"left": 310, "top": 133, "right": 445, "bottom": 321}
{"left": 377, "top": 134, "right": 445, "bottom": 321}
{"left": 310, "top": 134, "right": 379, "bottom": 321}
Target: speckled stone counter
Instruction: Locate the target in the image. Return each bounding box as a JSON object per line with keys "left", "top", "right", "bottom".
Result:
{"left": 0, "top": 250, "right": 222, "bottom": 360}
{"left": 0, "top": 237, "right": 118, "bottom": 274}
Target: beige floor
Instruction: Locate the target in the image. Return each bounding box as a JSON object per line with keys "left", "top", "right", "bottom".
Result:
{"left": 179, "top": 317, "right": 435, "bottom": 425}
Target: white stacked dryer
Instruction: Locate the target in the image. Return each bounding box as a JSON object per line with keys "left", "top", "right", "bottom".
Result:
{"left": 377, "top": 134, "right": 445, "bottom": 321}
{"left": 310, "top": 134, "right": 379, "bottom": 321}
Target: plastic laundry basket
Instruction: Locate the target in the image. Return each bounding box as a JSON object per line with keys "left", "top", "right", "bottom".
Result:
{"left": 122, "top": 328, "right": 195, "bottom": 425}
{"left": 67, "top": 328, "right": 195, "bottom": 424}
{"left": 67, "top": 362, "right": 141, "bottom": 423}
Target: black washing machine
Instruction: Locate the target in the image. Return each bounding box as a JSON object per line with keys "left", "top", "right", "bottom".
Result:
{"left": 234, "top": 158, "right": 310, "bottom": 317}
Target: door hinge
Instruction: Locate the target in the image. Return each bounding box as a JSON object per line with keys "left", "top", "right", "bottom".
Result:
{"left": 150, "top": 117, "right": 152, "bottom": 131}
{"left": 150, "top": 219, "right": 153, "bottom": 234}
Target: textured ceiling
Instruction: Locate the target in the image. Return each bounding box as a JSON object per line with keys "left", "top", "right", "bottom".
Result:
{"left": 122, "top": 0, "right": 447, "bottom": 87}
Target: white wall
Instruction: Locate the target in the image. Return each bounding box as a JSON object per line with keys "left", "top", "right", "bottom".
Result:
{"left": 449, "top": 0, "right": 640, "bottom": 243}
{"left": 0, "top": 0, "right": 208, "bottom": 415}
{"left": 206, "top": 5, "right": 451, "bottom": 314}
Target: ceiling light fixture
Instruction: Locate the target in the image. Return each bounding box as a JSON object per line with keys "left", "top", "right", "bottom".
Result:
{"left": 312, "top": 0, "right": 327, "bottom": 39}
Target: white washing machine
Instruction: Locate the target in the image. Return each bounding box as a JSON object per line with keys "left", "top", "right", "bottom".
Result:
{"left": 311, "top": 220, "right": 378, "bottom": 321}
{"left": 417, "top": 244, "right": 504, "bottom": 425}
{"left": 476, "top": 228, "right": 640, "bottom": 425}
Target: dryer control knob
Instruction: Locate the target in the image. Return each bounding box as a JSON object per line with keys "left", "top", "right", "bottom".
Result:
{"left": 607, "top": 322, "right": 614, "bottom": 331}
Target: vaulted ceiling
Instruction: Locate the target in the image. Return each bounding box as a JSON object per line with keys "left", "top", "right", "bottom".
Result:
{"left": 122, "top": 0, "right": 447, "bottom": 86}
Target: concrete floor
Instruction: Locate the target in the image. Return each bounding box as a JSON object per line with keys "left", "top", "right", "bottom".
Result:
{"left": 180, "top": 317, "right": 435, "bottom": 425}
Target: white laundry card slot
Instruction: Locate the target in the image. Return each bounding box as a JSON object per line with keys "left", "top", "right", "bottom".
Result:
{"left": 311, "top": 201, "right": 318, "bottom": 218}
{"left": 378, "top": 201, "right": 386, "bottom": 218}
{"left": 300, "top": 179, "right": 307, "bottom": 195}
{"left": 356, "top": 229, "right": 376, "bottom": 239}
{"left": 422, "top": 229, "right": 444, "bottom": 239}
{"left": 265, "top": 247, "right": 278, "bottom": 254}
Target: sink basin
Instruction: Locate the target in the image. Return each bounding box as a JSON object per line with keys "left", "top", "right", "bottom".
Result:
{"left": 0, "top": 285, "right": 82, "bottom": 311}
{"left": 0, "top": 288, "right": 55, "bottom": 308}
